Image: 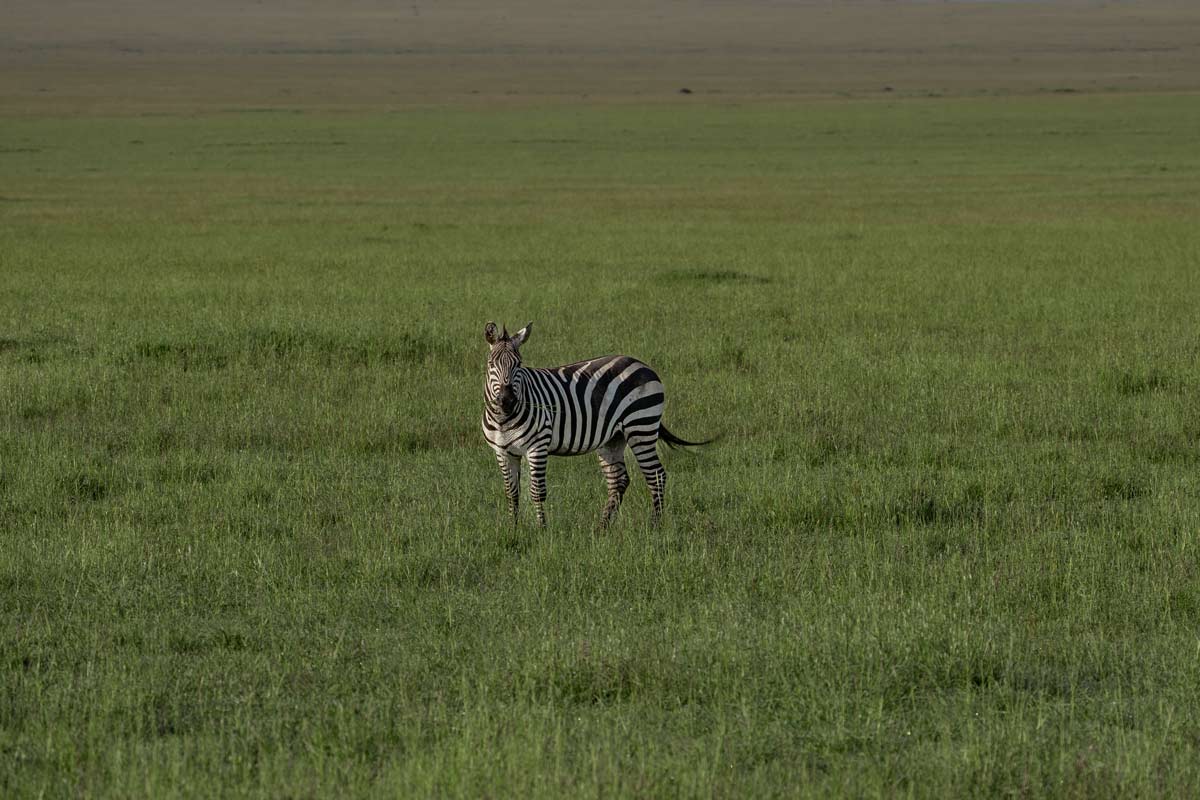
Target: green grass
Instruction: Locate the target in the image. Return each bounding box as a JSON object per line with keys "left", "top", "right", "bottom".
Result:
{"left": 3, "top": 93, "right": 1200, "bottom": 797}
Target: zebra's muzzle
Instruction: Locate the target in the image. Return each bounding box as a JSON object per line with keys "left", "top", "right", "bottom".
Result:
{"left": 498, "top": 387, "right": 517, "bottom": 415}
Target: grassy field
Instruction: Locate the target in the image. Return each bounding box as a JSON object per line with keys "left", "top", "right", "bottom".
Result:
{"left": 5, "top": 2, "right": 1200, "bottom": 793}
{"left": 4, "top": 93, "right": 1200, "bottom": 797}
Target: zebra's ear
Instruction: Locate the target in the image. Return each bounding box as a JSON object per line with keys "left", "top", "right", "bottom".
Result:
{"left": 484, "top": 322, "right": 499, "bottom": 345}
{"left": 510, "top": 322, "right": 532, "bottom": 348}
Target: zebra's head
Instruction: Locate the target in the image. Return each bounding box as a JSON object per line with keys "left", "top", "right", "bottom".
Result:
{"left": 484, "top": 321, "right": 532, "bottom": 417}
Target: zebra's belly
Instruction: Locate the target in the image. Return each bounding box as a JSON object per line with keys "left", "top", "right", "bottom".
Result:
{"left": 549, "top": 426, "right": 626, "bottom": 456}
{"left": 486, "top": 427, "right": 610, "bottom": 457}
{"left": 549, "top": 442, "right": 600, "bottom": 457}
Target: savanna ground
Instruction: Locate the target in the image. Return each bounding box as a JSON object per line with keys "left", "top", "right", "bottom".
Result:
{"left": 3, "top": 1, "right": 1200, "bottom": 796}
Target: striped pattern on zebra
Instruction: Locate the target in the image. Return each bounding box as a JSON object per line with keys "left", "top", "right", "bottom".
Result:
{"left": 481, "top": 321, "right": 709, "bottom": 528}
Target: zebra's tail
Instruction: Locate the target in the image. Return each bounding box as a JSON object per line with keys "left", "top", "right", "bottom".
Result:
{"left": 658, "top": 424, "right": 717, "bottom": 450}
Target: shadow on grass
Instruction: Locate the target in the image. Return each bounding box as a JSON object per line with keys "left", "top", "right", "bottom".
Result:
{"left": 882, "top": 483, "right": 990, "bottom": 528}
{"left": 1096, "top": 474, "right": 1149, "bottom": 502}
{"left": 61, "top": 472, "right": 109, "bottom": 503}
{"left": 132, "top": 341, "right": 229, "bottom": 370}
{"left": 0, "top": 334, "right": 77, "bottom": 365}
{"left": 656, "top": 269, "right": 771, "bottom": 286}
{"left": 532, "top": 650, "right": 684, "bottom": 707}
{"left": 1111, "top": 370, "right": 1179, "bottom": 396}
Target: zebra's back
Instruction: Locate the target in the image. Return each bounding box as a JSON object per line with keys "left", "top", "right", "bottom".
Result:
{"left": 528, "top": 355, "right": 665, "bottom": 456}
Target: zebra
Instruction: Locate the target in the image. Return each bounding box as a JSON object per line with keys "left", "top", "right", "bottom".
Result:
{"left": 481, "top": 321, "right": 709, "bottom": 528}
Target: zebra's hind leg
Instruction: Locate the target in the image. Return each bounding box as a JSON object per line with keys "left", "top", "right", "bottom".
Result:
{"left": 596, "top": 438, "right": 630, "bottom": 528}
{"left": 627, "top": 432, "right": 667, "bottom": 525}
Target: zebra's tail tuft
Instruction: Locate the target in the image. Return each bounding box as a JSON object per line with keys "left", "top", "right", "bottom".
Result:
{"left": 659, "top": 424, "right": 717, "bottom": 450}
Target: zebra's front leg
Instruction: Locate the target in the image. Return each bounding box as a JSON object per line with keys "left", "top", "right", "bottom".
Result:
{"left": 526, "top": 446, "right": 549, "bottom": 528}
{"left": 494, "top": 448, "right": 521, "bottom": 525}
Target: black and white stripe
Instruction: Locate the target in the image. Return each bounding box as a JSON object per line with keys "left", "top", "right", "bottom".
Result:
{"left": 481, "top": 321, "right": 707, "bottom": 527}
